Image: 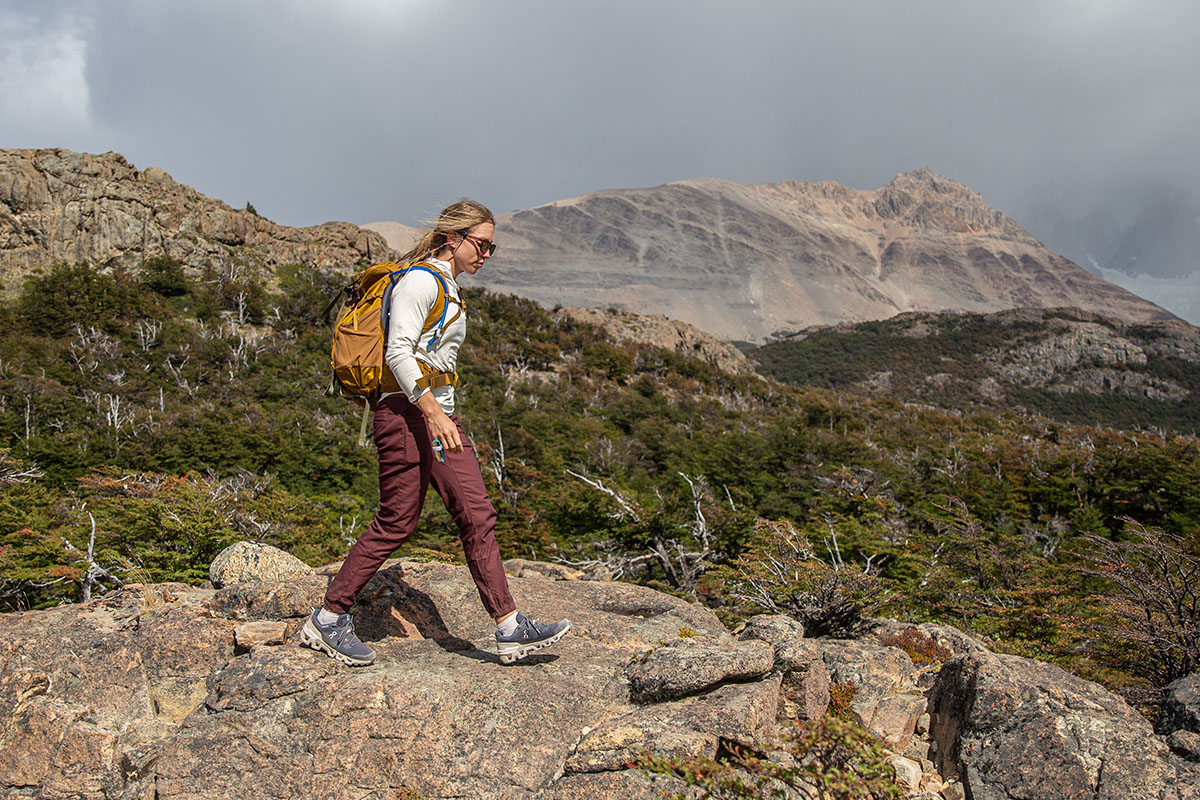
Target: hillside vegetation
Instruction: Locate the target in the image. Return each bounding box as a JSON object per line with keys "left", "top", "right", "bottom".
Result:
{"left": 751, "top": 308, "right": 1200, "bottom": 432}
{"left": 2, "top": 260, "right": 1200, "bottom": 701}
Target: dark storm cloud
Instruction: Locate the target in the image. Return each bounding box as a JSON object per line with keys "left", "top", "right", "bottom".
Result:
{"left": 3, "top": 0, "right": 1198, "bottom": 276}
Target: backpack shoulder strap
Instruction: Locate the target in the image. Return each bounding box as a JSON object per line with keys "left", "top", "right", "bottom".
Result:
{"left": 380, "top": 262, "right": 463, "bottom": 349}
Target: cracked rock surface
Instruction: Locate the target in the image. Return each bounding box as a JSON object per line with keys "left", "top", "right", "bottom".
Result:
{"left": 0, "top": 559, "right": 759, "bottom": 800}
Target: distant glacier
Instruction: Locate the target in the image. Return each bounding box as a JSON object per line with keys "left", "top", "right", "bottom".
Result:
{"left": 1091, "top": 259, "right": 1200, "bottom": 326}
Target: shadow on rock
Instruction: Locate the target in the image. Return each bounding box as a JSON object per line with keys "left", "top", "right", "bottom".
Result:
{"left": 351, "top": 563, "right": 486, "bottom": 658}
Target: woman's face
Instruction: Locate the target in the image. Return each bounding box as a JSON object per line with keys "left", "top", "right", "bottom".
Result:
{"left": 447, "top": 221, "right": 495, "bottom": 279}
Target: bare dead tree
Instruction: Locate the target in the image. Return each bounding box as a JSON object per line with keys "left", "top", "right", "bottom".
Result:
{"left": 231, "top": 510, "right": 273, "bottom": 541}
{"left": 61, "top": 511, "right": 127, "bottom": 602}
{"left": 497, "top": 358, "right": 530, "bottom": 401}
{"left": 207, "top": 469, "right": 273, "bottom": 502}
{"left": 669, "top": 472, "right": 716, "bottom": 594}
{"left": 558, "top": 470, "right": 722, "bottom": 598}
{"left": 68, "top": 324, "right": 118, "bottom": 374}
{"left": 134, "top": 319, "right": 162, "bottom": 352}
{"left": 0, "top": 449, "right": 43, "bottom": 488}
{"left": 730, "top": 518, "right": 893, "bottom": 638}
{"left": 564, "top": 469, "right": 642, "bottom": 522}
{"left": 490, "top": 424, "right": 507, "bottom": 488}
{"left": 227, "top": 333, "right": 250, "bottom": 377}
{"left": 234, "top": 291, "right": 249, "bottom": 325}
{"left": 103, "top": 393, "right": 129, "bottom": 450}
{"left": 163, "top": 353, "right": 196, "bottom": 396}
{"left": 339, "top": 515, "right": 360, "bottom": 548}
{"left": 551, "top": 543, "right": 659, "bottom": 583}
{"left": 1081, "top": 519, "right": 1200, "bottom": 685}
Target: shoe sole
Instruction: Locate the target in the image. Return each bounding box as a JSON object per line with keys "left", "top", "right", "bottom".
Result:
{"left": 497, "top": 621, "right": 572, "bottom": 664}
{"left": 299, "top": 619, "right": 376, "bottom": 667}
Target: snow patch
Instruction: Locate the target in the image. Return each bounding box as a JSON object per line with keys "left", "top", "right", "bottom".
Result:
{"left": 1090, "top": 257, "right": 1200, "bottom": 326}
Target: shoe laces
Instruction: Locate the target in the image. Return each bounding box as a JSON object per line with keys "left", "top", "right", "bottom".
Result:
{"left": 334, "top": 616, "right": 365, "bottom": 648}
{"left": 522, "top": 616, "right": 549, "bottom": 638}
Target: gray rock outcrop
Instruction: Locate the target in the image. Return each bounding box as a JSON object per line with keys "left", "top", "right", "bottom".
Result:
{"left": 626, "top": 637, "right": 775, "bottom": 702}
{"left": 0, "top": 558, "right": 762, "bottom": 800}
{"left": 0, "top": 148, "right": 393, "bottom": 292}
{"left": 739, "top": 614, "right": 831, "bottom": 721}
{"left": 4, "top": 558, "right": 1197, "bottom": 800}
{"left": 929, "top": 650, "right": 1200, "bottom": 800}
{"left": 555, "top": 306, "right": 756, "bottom": 375}
{"left": 1164, "top": 673, "right": 1200, "bottom": 734}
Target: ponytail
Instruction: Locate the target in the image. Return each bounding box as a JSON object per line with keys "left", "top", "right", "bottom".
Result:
{"left": 401, "top": 199, "right": 494, "bottom": 263}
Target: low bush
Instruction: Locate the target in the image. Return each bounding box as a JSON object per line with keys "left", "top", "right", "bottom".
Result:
{"left": 639, "top": 715, "right": 903, "bottom": 800}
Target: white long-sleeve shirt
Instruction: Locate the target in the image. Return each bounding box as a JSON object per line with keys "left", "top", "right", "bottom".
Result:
{"left": 381, "top": 258, "right": 465, "bottom": 414}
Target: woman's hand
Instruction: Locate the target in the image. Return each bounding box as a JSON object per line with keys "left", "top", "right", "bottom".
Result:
{"left": 416, "top": 392, "right": 463, "bottom": 453}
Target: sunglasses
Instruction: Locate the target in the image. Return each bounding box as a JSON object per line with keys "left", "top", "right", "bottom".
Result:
{"left": 460, "top": 233, "right": 496, "bottom": 257}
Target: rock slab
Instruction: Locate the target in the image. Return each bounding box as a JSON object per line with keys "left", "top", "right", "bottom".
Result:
{"left": 626, "top": 637, "right": 775, "bottom": 703}
{"left": 0, "top": 559, "right": 768, "bottom": 800}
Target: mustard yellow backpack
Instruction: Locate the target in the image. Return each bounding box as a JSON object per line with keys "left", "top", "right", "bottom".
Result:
{"left": 325, "top": 261, "right": 463, "bottom": 444}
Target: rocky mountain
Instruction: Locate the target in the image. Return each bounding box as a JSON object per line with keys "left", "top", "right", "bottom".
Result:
{"left": 366, "top": 170, "right": 1173, "bottom": 343}
{"left": 752, "top": 307, "right": 1200, "bottom": 430}
{"left": 0, "top": 149, "right": 393, "bottom": 292}
{"left": 361, "top": 219, "right": 420, "bottom": 255}
{"left": 2, "top": 542, "right": 1197, "bottom": 800}
{"left": 2, "top": 149, "right": 1174, "bottom": 347}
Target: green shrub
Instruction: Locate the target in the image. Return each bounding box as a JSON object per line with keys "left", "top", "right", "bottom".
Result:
{"left": 139, "top": 256, "right": 189, "bottom": 298}
{"left": 19, "top": 263, "right": 153, "bottom": 336}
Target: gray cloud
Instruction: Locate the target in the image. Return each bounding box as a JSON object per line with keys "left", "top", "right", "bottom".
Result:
{"left": 3, "top": 0, "right": 1199, "bottom": 281}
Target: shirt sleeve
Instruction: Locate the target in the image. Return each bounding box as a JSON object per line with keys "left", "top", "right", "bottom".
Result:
{"left": 384, "top": 269, "right": 441, "bottom": 403}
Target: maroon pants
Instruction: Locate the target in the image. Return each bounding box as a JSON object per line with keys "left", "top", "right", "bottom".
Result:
{"left": 323, "top": 394, "right": 516, "bottom": 619}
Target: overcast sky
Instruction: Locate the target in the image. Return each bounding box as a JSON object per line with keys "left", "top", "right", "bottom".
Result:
{"left": 3, "top": 0, "right": 1199, "bottom": 282}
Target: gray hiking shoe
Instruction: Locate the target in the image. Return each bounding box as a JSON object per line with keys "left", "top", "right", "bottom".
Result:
{"left": 495, "top": 612, "right": 571, "bottom": 664}
{"left": 299, "top": 609, "right": 376, "bottom": 666}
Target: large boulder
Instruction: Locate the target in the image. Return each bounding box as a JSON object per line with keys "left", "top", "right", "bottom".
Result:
{"left": 820, "top": 639, "right": 927, "bottom": 747}
{"left": 208, "top": 541, "right": 313, "bottom": 588}
{"left": 626, "top": 637, "right": 775, "bottom": 703}
{"left": 929, "top": 650, "right": 1200, "bottom": 800}
{"left": 566, "top": 676, "right": 781, "bottom": 773}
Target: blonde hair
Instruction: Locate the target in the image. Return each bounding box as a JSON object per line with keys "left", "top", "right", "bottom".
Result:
{"left": 401, "top": 199, "right": 494, "bottom": 262}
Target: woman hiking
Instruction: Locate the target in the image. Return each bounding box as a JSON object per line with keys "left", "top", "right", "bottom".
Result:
{"left": 301, "top": 199, "right": 570, "bottom": 666}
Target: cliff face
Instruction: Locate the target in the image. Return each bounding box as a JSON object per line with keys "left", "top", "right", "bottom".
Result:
{"left": 445, "top": 169, "right": 1173, "bottom": 343}
{"left": 0, "top": 149, "right": 394, "bottom": 291}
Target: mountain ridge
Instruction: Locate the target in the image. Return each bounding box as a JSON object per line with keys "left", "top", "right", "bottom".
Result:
{"left": 370, "top": 169, "right": 1172, "bottom": 343}
{"left": 0, "top": 147, "right": 1179, "bottom": 346}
